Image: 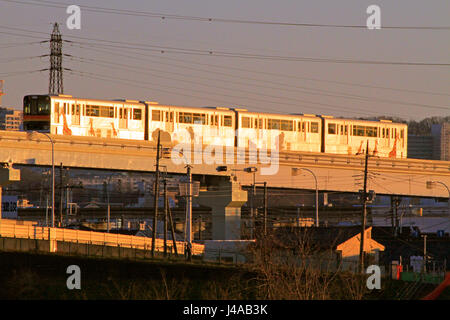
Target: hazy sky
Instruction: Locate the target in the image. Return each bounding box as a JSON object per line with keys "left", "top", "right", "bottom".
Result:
{"left": 0, "top": 0, "right": 449, "bottom": 120}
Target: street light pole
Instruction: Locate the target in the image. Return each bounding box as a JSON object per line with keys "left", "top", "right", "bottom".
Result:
{"left": 292, "top": 167, "right": 319, "bottom": 227}
{"left": 427, "top": 180, "right": 450, "bottom": 216}
{"left": 28, "top": 131, "right": 55, "bottom": 228}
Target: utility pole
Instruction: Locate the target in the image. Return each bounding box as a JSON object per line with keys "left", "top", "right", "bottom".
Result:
{"left": 359, "top": 140, "right": 369, "bottom": 274}
{"left": 392, "top": 196, "right": 401, "bottom": 236}
{"left": 263, "top": 182, "right": 268, "bottom": 236}
{"left": 59, "top": 162, "right": 63, "bottom": 227}
{"left": 152, "top": 130, "right": 161, "bottom": 257}
{"left": 186, "top": 165, "right": 193, "bottom": 261}
{"left": 106, "top": 178, "right": 111, "bottom": 233}
{"left": 199, "top": 215, "right": 202, "bottom": 241}
{"left": 252, "top": 171, "right": 256, "bottom": 238}
{"left": 422, "top": 234, "right": 428, "bottom": 273}
{"left": 49, "top": 22, "right": 63, "bottom": 95}
{"left": 167, "top": 196, "right": 178, "bottom": 255}
{"left": 163, "top": 179, "right": 168, "bottom": 257}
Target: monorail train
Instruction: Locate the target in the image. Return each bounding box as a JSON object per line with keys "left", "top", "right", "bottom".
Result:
{"left": 23, "top": 94, "right": 408, "bottom": 158}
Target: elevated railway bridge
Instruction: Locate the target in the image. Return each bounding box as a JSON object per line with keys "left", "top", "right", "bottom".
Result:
{"left": 0, "top": 130, "right": 448, "bottom": 199}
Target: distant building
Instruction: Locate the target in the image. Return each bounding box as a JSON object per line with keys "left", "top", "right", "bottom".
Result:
{"left": 407, "top": 122, "right": 449, "bottom": 160}
{"left": 432, "top": 123, "right": 450, "bottom": 161}
{"left": 407, "top": 135, "right": 434, "bottom": 160}
{"left": 0, "top": 107, "right": 22, "bottom": 131}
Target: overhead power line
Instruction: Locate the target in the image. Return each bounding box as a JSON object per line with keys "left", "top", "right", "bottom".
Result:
{"left": 0, "top": 69, "right": 47, "bottom": 76}
{"left": 1, "top": 25, "right": 449, "bottom": 67}
{"left": 66, "top": 54, "right": 449, "bottom": 111}
{"left": 2, "top": 0, "right": 450, "bottom": 30}
{"left": 64, "top": 39, "right": 450, "bottom": 66}
{"left": 68, "top": 41, "right": 450, "bottom": 98}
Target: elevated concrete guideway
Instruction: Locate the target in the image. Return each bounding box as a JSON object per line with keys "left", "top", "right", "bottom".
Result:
{"left": 0, "top": 130, "right": 449, "bottom": 198}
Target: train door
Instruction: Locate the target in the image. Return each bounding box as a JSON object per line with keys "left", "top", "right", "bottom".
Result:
{"left": 72, "top": 103, "right": 80, "bottom": 125}
{"left": 165, "top": 110, "right": 174, "bottom": 132}
{"left": 339, "top": 123, "right": 346, "bottom": 145}
{"left": 119, "top": 107, "right": 128, "bottom": 129}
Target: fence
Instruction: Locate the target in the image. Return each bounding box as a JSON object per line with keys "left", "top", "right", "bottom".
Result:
{"left": 0, "top": 219, "right": 204, "bottom": 256}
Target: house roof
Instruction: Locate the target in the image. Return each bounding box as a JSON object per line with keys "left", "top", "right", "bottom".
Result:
{"left": 272, "top": 226, "right": 365, "bottom": 251}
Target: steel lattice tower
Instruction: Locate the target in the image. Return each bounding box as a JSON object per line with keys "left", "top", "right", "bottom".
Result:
{"left": 49, "top": 22, "right": 63, "bottom": 94}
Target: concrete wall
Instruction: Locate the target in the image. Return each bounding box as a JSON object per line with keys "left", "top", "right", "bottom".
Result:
{"left": 0, "top": 237, "right": 179, "bottom": 260}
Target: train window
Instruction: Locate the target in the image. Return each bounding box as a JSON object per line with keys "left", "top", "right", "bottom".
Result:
{"left": 86, "top": 105, "right": 100, "bottom": 117}
{"left": 133, "top": 109, "right": 142, "bottom": 120}
{"left": 366, "top": 127, "right": 377, "bottom": 137}
{"left": 340, "top": 125, "right": 343, "bottom": 135}
{"left": 281, "top": 120, "right": 293, "bottom": 131}
{"left": 152, "top": 110, "right": 161, "bottom": 121}
{"left": 386, "top": 128, "right": 390, "bottom": 138}
{"left": 352, "top": 125, "right": 364, "bottom": 136}
{"left": 328, "top": 123, "right": 337, "bottom": 135}
{"left": 311, "top": 122, "right": 319, "bottom": 133}
{"left": 394, "top": 128, "right": 397, "bottom": 138}
{"left": 124, "top": 108, "right": 128, "bottom": 119}
{"left": 268, "top": 119, "right": 280, "bottom": 130}
{"left": 400, "top": 129, "right": 404, "bottom": 139}
{"left": 254, "top": 119, "right": 258, "bottom": 128}
{"left": 344, "top": 125, "right": 348, "bottom": 135}
{"left": 193, "top": 113, "right": 206, "bottom": 125}
{"left": 223, "top": 115, "right": 233, "bottom": 127}
{"left": 170, "top": 112, "right": 174, "bottom": 122}
{"left": 179, "top": 112, "right": 192, "bottom": 124}
{"left": 99, "top": 106, "right": 114, "bottom": 118}
{"left": 34, "top": 98, "right": 50, "bottom": 115}
{"left": 241, "top": 117, "right": 251, "bottom": 128}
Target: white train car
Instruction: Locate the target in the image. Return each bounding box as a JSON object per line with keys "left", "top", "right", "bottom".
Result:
{"left": 23, "top": 94, "right": 146, "bottom": 140}
{"left": 23, "top": 94, "right": 409, "bottom": 160}
{"left": 235, "top": 110, "right": 322, "bottom": 152}
{"left": 146, "top": 103, "right": 236, "bottom": 147}
{"left": 322, "top": 117, "right": 408, "bottom": 158}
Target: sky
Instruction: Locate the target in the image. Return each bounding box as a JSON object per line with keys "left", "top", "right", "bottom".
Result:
{"left": 0, "top": 0, "right": 449, "bottom": 121}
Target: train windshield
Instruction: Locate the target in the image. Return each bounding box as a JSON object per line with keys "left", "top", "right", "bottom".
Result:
{"left": 23, "top": 95, "right": 51, "bottom": 115}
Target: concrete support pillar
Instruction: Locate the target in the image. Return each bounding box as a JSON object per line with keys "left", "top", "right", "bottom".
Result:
{"left": 197, "top": 178, "right": 247, "bottom": 240}
{"left": 0, "top": 166, "right": 21, "bottom": 219}
{"left": 49, "top": 227, "right": 57, "bottom": 253}
{"left": 323, "top": 192, "right": 328, "bottom": 207}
